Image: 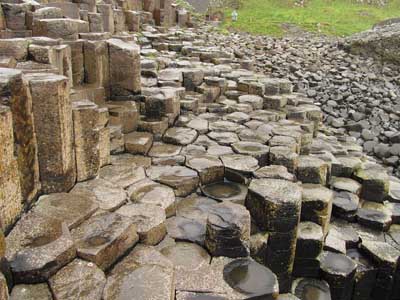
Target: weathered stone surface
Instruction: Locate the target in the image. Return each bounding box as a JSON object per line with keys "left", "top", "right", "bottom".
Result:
{"left": 49, "top": 259, "right": 106, "bottom": 300}
{"left": 232, "top": 141, "right": 269, "bottom": 166}
{"left": 33, "top": 190, "right": 98, "bottom": 230}
{"left": 301, "top": 184, "right": 333, "bottom": 235}
{"left": 163, "top": 127, "right": 198, "bottom": 145}
{"left": 269, "top": 146, "right": 299, "bottom": 173}
{"left": 5, "top": 212, "right": 76, "bottom": 283}
{"left": 0, "top": 68, "right": 40, "bottom": 203}
{"left": 26, "top": 73, "right": 76, "bottom": 194}
{"left": 103, "top": 245, "right": 174, "bottom": 300}
{"left": 297, "top": 156, "right": 328, "bottom": 185}
{"left": 147, "top": 165, "right": 199, "bottom": 197}
{"left": 207, "top": 131, "right": 239, "bottom": 146}
{"left": 253, "top": 165, "right": 295, "bottom": 181}
{"left": 71, "top": 212, "right": 138, "bottom": 270}
{"left": 221, "top": 154, "right": 259, "bottom": 176}
{"left": 0, "top": 105, "right": 22, "bottom": 231}
{"left": 33, "top": 18, "right": 87, "bottom": 40}
{"left": 107, "top": 39, "right": 141, "bottom": 97}
{"left": 0, "top": 39, "right": 29, "bottom": 61}
{"left": 116, "top": 203, "right": 166, "bottom": 245}
{"left": 332, "top": 191, "right": 359, "bottom": 220}
{"left": 320, "top": 251, "right": 357, "bottom": 300}
{"left": 186, "top": 155, "right": 224, "bottom": 184}
{"left": 72, "top": 100, "right": 101, "bottom": 182}
{"left": 205, "top": 202, "right": 250, "bottom": 258}
{"left": 99, "top": 165, "right": 146, "bottom": 189}
{"left": 354, "top": 164, "right": 389, "bottom": 202}
{"left": 124, "top": 131, "right": 153, "bottom": 155}
{"left": 0, "top": 273, "right": 7, "bottom": 300}
{"left": 127, "top": 178, "right": 176, "bottom": 217}
{"left": 72, "top": 178, "right": 127, "bottom": 211}
{"left": 291, "top": 278, "right": 331, "bottom": 300}
{"left": 10, "top": 283, "right": 52, "bottom": 300}
{"left": 201, "top": 181, "right": 248, "bottom": 205}
{"left": 330, "top": 176, "right": 361, "bottom": 194}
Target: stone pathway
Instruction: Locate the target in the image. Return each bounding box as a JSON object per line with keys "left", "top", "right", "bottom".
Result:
{"left": 0, "top": 1, "right": 400, "bottom": 300}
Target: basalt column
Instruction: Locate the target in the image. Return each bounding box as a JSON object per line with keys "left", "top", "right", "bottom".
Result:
{"left": 246, "top": 178, "right": 302, "bottom": 292}
{"left": 0, "top": 68, "right": 40, "bottom": 205}
{"left": 27, "top": 73, "right": 76, "bottom": 194}
{"left": 0, "top": 105, "right": 22, "bottom": 232}
{"left": 107, "top": 38, "right": 141, "bottom": 98}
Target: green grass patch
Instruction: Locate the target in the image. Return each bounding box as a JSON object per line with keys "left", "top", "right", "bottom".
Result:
{"left": 223, "top": 0, "right": 400, "bottom": 37}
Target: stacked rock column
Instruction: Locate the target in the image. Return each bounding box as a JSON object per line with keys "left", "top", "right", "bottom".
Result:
{"left": 246, "top": 178, "right": 302, "bottom": 292}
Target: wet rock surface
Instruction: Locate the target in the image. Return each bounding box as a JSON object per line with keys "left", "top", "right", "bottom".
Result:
{"left": 1, "top": 4, "right": 400, "bottom": 300}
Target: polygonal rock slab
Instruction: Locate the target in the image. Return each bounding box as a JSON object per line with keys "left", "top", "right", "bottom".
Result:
{"left": 149, "top": 142, "right": 182, "bottom": 158}
{"left": 207, "top": 131, "right": 240, "bottom": 146}
{"left": 10, "top": 283, "right": 52, "bottom": 300}
{"left": 127, "top": 178, "right": 176, "bottom": 217}
{"left": 253, "top": 165, "right": 295, "bottom": 181}
{"left": 186, "top": 155, "right": 224, "bottom": 185}
{"left": 330, "top": 177, "right": 361, "bottom": 195}
{"left": 291, "top": 278, "right": 331, "bottom": 300}
{"left": 205, "top": 202, "right": 251, "bottom": 258}
{"left": 297, "top": 156, "right": 328, "bottom": 185}
{"left": 147, "top": 166, "right": 199, "bottom": 197}
{"left": 111, "top": 153, "right": 152, "bottom": 168}
{"left": 201, "top": 181, "right": 248, "bottom": 205}
{"left": 160, "top": 242, "right": 210, "bottom": 271}
{"left": 71, "top": 212, "right": 139, "bottom": 270}
{"left": 104, "top": 246, "right": 174, "bottom": 300}
{"left": 221, "top": 154, "right": 259, "bottom": 176}
{"left": 232, "top": 141, "right": 269, "bottom": 166}
{"left": 115, "top": 203, "right": 166, "bottom": 245}
{"left": 99, "top": 165, "right": 146, "bottom": 189}
{"left": 354, "top": 163, "right": 389, "bottom": 202}
{"left": 5, "top": 212, "right": 76, "bottom": 283}
{"left": 49, "top": 259, "right": 106, "bottom": 300}
{"left": 124, "top": 131, "right": 153, "bottom": 155}
{"left": 207, "top": 145, "right": 234, "bottom": 156}
{"left": 71, "top": 178, "right": 127, "bottom": 211}
{"left": 332, "top": 191, "right": 359, "bottom": 220}
{"left": 32, "top": 190, "right": 98, "bottom": 230}
{"left": 163, "top": 127, "right": 198, "bottom": 145}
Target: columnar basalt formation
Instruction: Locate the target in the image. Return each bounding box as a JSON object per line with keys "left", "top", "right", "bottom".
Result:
{"left": 0, "top": 1, "right": 400, "bottom": 299}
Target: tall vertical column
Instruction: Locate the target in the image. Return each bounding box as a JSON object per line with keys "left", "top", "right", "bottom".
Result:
{"left": 0, "top": 105, "right": 22, "bottom": 232}
{"left": 246, "top": 178, "right": 302, "bottom": 292}
{"left": 0, "top": 68, "right": 40, "bottom": 205}
{"left": 27, "top": 73, "right": 76, "bottom": 194}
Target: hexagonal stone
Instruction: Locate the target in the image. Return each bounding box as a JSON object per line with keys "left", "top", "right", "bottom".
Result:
{"left": 71, "top": 178, "right": 127, "bottom": 211}
{"left": 221, "top": 154, "right": 259, "bottom": 176}
{"left": 207, "top": 145, "right": 234, "bottom": 156}
{"left": 253, "top": 165, "right": 295, "bottom": 181}
{"left": 5, "top": 212, "right": 76, "bottom": 283}
{"left": 201, "top": 181, "right": 248, "bottom": 205}
{"left": 246, "top": 179, "right": 302, "bottom": 232}
{"left": 295, "top": 222, "right": 323, "bottom": 259}
{"left": 146, "top": 166, "right": 199, "bottom": 197}
{"left": 238, "top": 95, "right": 263, "bottom": 110}
{"left": 330, "top": 177, "right": 361, "bottom": 195}
{"left": 223, "top": 258, "right": 279, "bottom": 299}
{"left": 148, "top": 142, "right": 182, "bottom": 158}
{"left": 232, "top": 142, "right": 269, "bottom": 166}
{"left": 10, "top": 283, "right": 52, "bottom": 300}
{"left": 238, "top": 128, "right": 270, "bottom": 143}
{"left": 116, "top": 203, "right": 166, "bottom": 245}
{"left": 186, "top": 118, "right": 209, "bottom": 134}
{"left": 186, "top": 155, "right": 224, "bottom": 185}
{"left": 269, "top": 146, "right": 299, "bottom": 173}
{"left": 176, "top": 195, "right": 218, "bottom": 222}
{"left": 332, "top": 191, "right": 359, "bottom": 221}
{"left": 291, "top": 278, "right": 331, "bottom": 300}
{"left": 331, "top": 156, "right": 362, "bottom": 177}
{"left": 124, "top": 131, "right": 153, "bottom": 155}
{"left": 320, "top": 251, "right": 357, "bottom": 300}
{"left": 99, "top": 165, "right": 146, "bottom": 189}
{"left": 111, "top": 153, "right": 152, "bottom": 168}
{"left": 207, "top": 131, "right": 240, "bottom": 146}
{"left": 301, "top": 184, "right": 333, "bottom": 235}
{"left": 166, "top": 216, "right": 206, "bottom": 245}
{"left": 297, "top": 156, "right": 328, "bottom": 185}
{"left": 224, "top": 112, "right": 250, "bottom": 124}
{"left": 356, "top": 208, "right": 392, "bottom": 231}
{"left": 127, "top": 178, "right": 176, "bottom": 217}
{"left": 104, "top": 263, "right": 174, "bottom": 300}
{"left": 71, "top": 212, "right": 138, "bottom": 270}
{"left": 33, "top": 190, "right": 98, "bottom": 230}
{"left": 205, "top": 202, "right": 251, "bottom": 258}
{"left": 49, "top": 259, "right": 106, "bottom": 300}
{"left": 354, "top": 164, "right": 389, "bottom": 202}
{"left": 163, "top": 127, "right": 198, "bottom": 145}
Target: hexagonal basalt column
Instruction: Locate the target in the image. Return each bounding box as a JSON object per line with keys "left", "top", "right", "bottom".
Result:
{"left": 246, "top": 178, "right": 302, "bottom": 292}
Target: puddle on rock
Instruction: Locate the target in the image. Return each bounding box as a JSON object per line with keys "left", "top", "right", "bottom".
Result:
{"left": 201, "top": 181, "right": 247, "bottom": 204}
{"left": 223, "top": 258, "right": 278, "bottom": 298}
{"left": 293, "top": 278, "right": 331, "bottom": 300}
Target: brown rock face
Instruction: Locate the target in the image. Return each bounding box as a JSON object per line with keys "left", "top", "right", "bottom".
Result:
{"left": 107, "top": 38, "right": 141, "bottom": 97}
{"left": 0, "top": 105, "right": 22, "bottom": 232}
{"left": 26, "top": 73, "right": 76, "bottom": 194}
{"left": 0, "top": 68, "right": 40, "bottom": 204}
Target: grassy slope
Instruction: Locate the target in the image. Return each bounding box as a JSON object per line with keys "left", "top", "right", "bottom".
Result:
{"left": 223, "top": 0, "right": 400, "bottom": 36}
